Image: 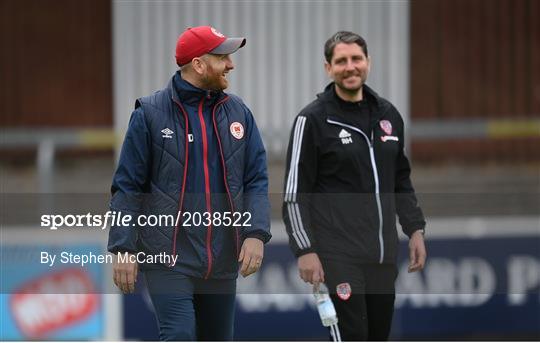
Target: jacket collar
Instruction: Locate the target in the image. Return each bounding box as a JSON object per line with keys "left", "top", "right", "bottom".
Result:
{"left": 318, "top": 82, "right": 384, "bottom": 122}
{"left": 169, "top": 70, "right": 226, "bottom": 106}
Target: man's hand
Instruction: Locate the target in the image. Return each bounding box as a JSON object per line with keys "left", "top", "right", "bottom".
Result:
{"left": 238, "top": 238, "right": 264, "bottom": 277}
{"left": 113, "top": 253, "right": 138, "bottom": 293}
{"left": 408, "top": 230, "right": 427, "bottom": 273}
{"left": 298, "top": 252, "right": 325, "bottom": 285}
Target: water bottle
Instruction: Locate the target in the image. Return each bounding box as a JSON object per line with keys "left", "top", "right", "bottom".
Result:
{"left": 313, "top": 283, "right": 338, "bottom": 327}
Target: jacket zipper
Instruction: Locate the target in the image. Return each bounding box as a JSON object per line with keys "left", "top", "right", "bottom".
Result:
{"left": 171, "top": 95, "right": 235, "bottom": 275}
{"left": 198, "top": 97, "right": 214, "bottom": 279}
{"left": 170, "top": 98, "right": 190, "bottom": 267}
{"left": 210, "top": 97, "right": 240, "bottom": 257}
{"left": 326, "top": 119, "right": 385, "bottom": 263}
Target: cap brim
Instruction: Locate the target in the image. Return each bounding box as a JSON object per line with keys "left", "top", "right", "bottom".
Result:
{"left": 210, "top": 37, "right": 246, "bottom": 55}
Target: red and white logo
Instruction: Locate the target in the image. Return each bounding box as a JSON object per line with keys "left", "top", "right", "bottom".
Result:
{"left": 380, "top": 120, "right": 393, "bottom": 135}
{"left": 210, "top": 27, "right": 225, "bottom": 38}
{"left": 336, "top": 282, "right": 352, "bottom": 301}
{"left": 230, "top": 122, "right": 244, "bottom": 139}
{"left": 10, "top": 268, "right": 98, "bottom": 338}
{"left": 381, "top": 135, "right": 399, "bottom": 142}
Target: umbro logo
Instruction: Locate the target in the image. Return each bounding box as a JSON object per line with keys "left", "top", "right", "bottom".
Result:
{"left": 161, "top": 128, "right": 174, "bottom": 139}
{"left": 339, "top": 129, "right": 353, "bottom": 144}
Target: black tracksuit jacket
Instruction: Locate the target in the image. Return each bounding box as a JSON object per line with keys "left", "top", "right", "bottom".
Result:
{"left": 282, "top": 83, "right": 426, "bottom": 264}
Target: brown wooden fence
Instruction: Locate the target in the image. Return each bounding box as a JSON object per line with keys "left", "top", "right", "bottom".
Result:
{"left": 410, "top": 0, "right": 540, "bottom": 162}
{"left": 0, "top": 0, "right": 112, "bottom": 127}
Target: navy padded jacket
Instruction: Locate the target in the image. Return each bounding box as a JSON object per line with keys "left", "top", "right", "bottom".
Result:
{"left": 108, "top": 72, "right": 271, "bottom": 279}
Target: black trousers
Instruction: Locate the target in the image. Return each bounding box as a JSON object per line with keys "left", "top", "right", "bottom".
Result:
{"left": 321, "top": 260, "right": 398, "bottom": 341}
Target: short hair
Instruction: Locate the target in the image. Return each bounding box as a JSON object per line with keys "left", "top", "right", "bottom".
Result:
{"left": 179, "top": 54, "right": 210, "bottom": 72}
{"left": 324, "top": 31, "right": 368, "bottom": 63}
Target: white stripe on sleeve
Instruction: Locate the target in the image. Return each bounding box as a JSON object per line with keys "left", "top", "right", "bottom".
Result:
{"left": 284, "top": 116, "right": 311, "bottom": 250}
{"left": 285, "top": 116, "right": 306, "bottom": 202}
{"left": 287, "top": 202, "right": 307, "bottom": 249}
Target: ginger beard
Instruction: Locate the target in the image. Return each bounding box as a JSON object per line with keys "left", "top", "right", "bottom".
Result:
{"left": 201, "top": 55, "right": 233, "bottom": 91}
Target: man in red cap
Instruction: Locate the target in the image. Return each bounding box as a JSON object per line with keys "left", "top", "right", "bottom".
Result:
{"left": 108, "top": 26, "right": 271, "bottom": 340}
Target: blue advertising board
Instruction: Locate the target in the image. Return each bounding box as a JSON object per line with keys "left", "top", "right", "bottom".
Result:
{"left": 123, "top": 236, "right": 540, "bottom": 340}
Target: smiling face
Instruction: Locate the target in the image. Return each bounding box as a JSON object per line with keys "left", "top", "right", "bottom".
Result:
{"left": 200, "top": 53, "right": 234, "bottom": 91}
{"left": 325, "top": 42, "right": 370, "bottom": 99}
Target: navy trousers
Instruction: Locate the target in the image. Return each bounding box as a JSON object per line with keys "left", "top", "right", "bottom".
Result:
{"left": 143, "top": 269, "right": 237, "bottom": 341}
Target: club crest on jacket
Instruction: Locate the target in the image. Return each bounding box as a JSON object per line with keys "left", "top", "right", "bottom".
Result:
{"left": 379, "top": 120, "right": 392, "bottom": 135}
{"left": 230, "top": 122, "right": 244, "bottom": 139}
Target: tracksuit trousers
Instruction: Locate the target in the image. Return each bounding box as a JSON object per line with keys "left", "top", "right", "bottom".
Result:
{"left": 322, "top": 260, "right": 398, "bottom": 341}
{"left": 143, "top": 268, "right": 236, "bottom": 341}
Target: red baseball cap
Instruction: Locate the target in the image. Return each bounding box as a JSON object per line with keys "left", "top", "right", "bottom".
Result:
{"left": 175, "top": 26, "right": 246, "bottom": 66}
